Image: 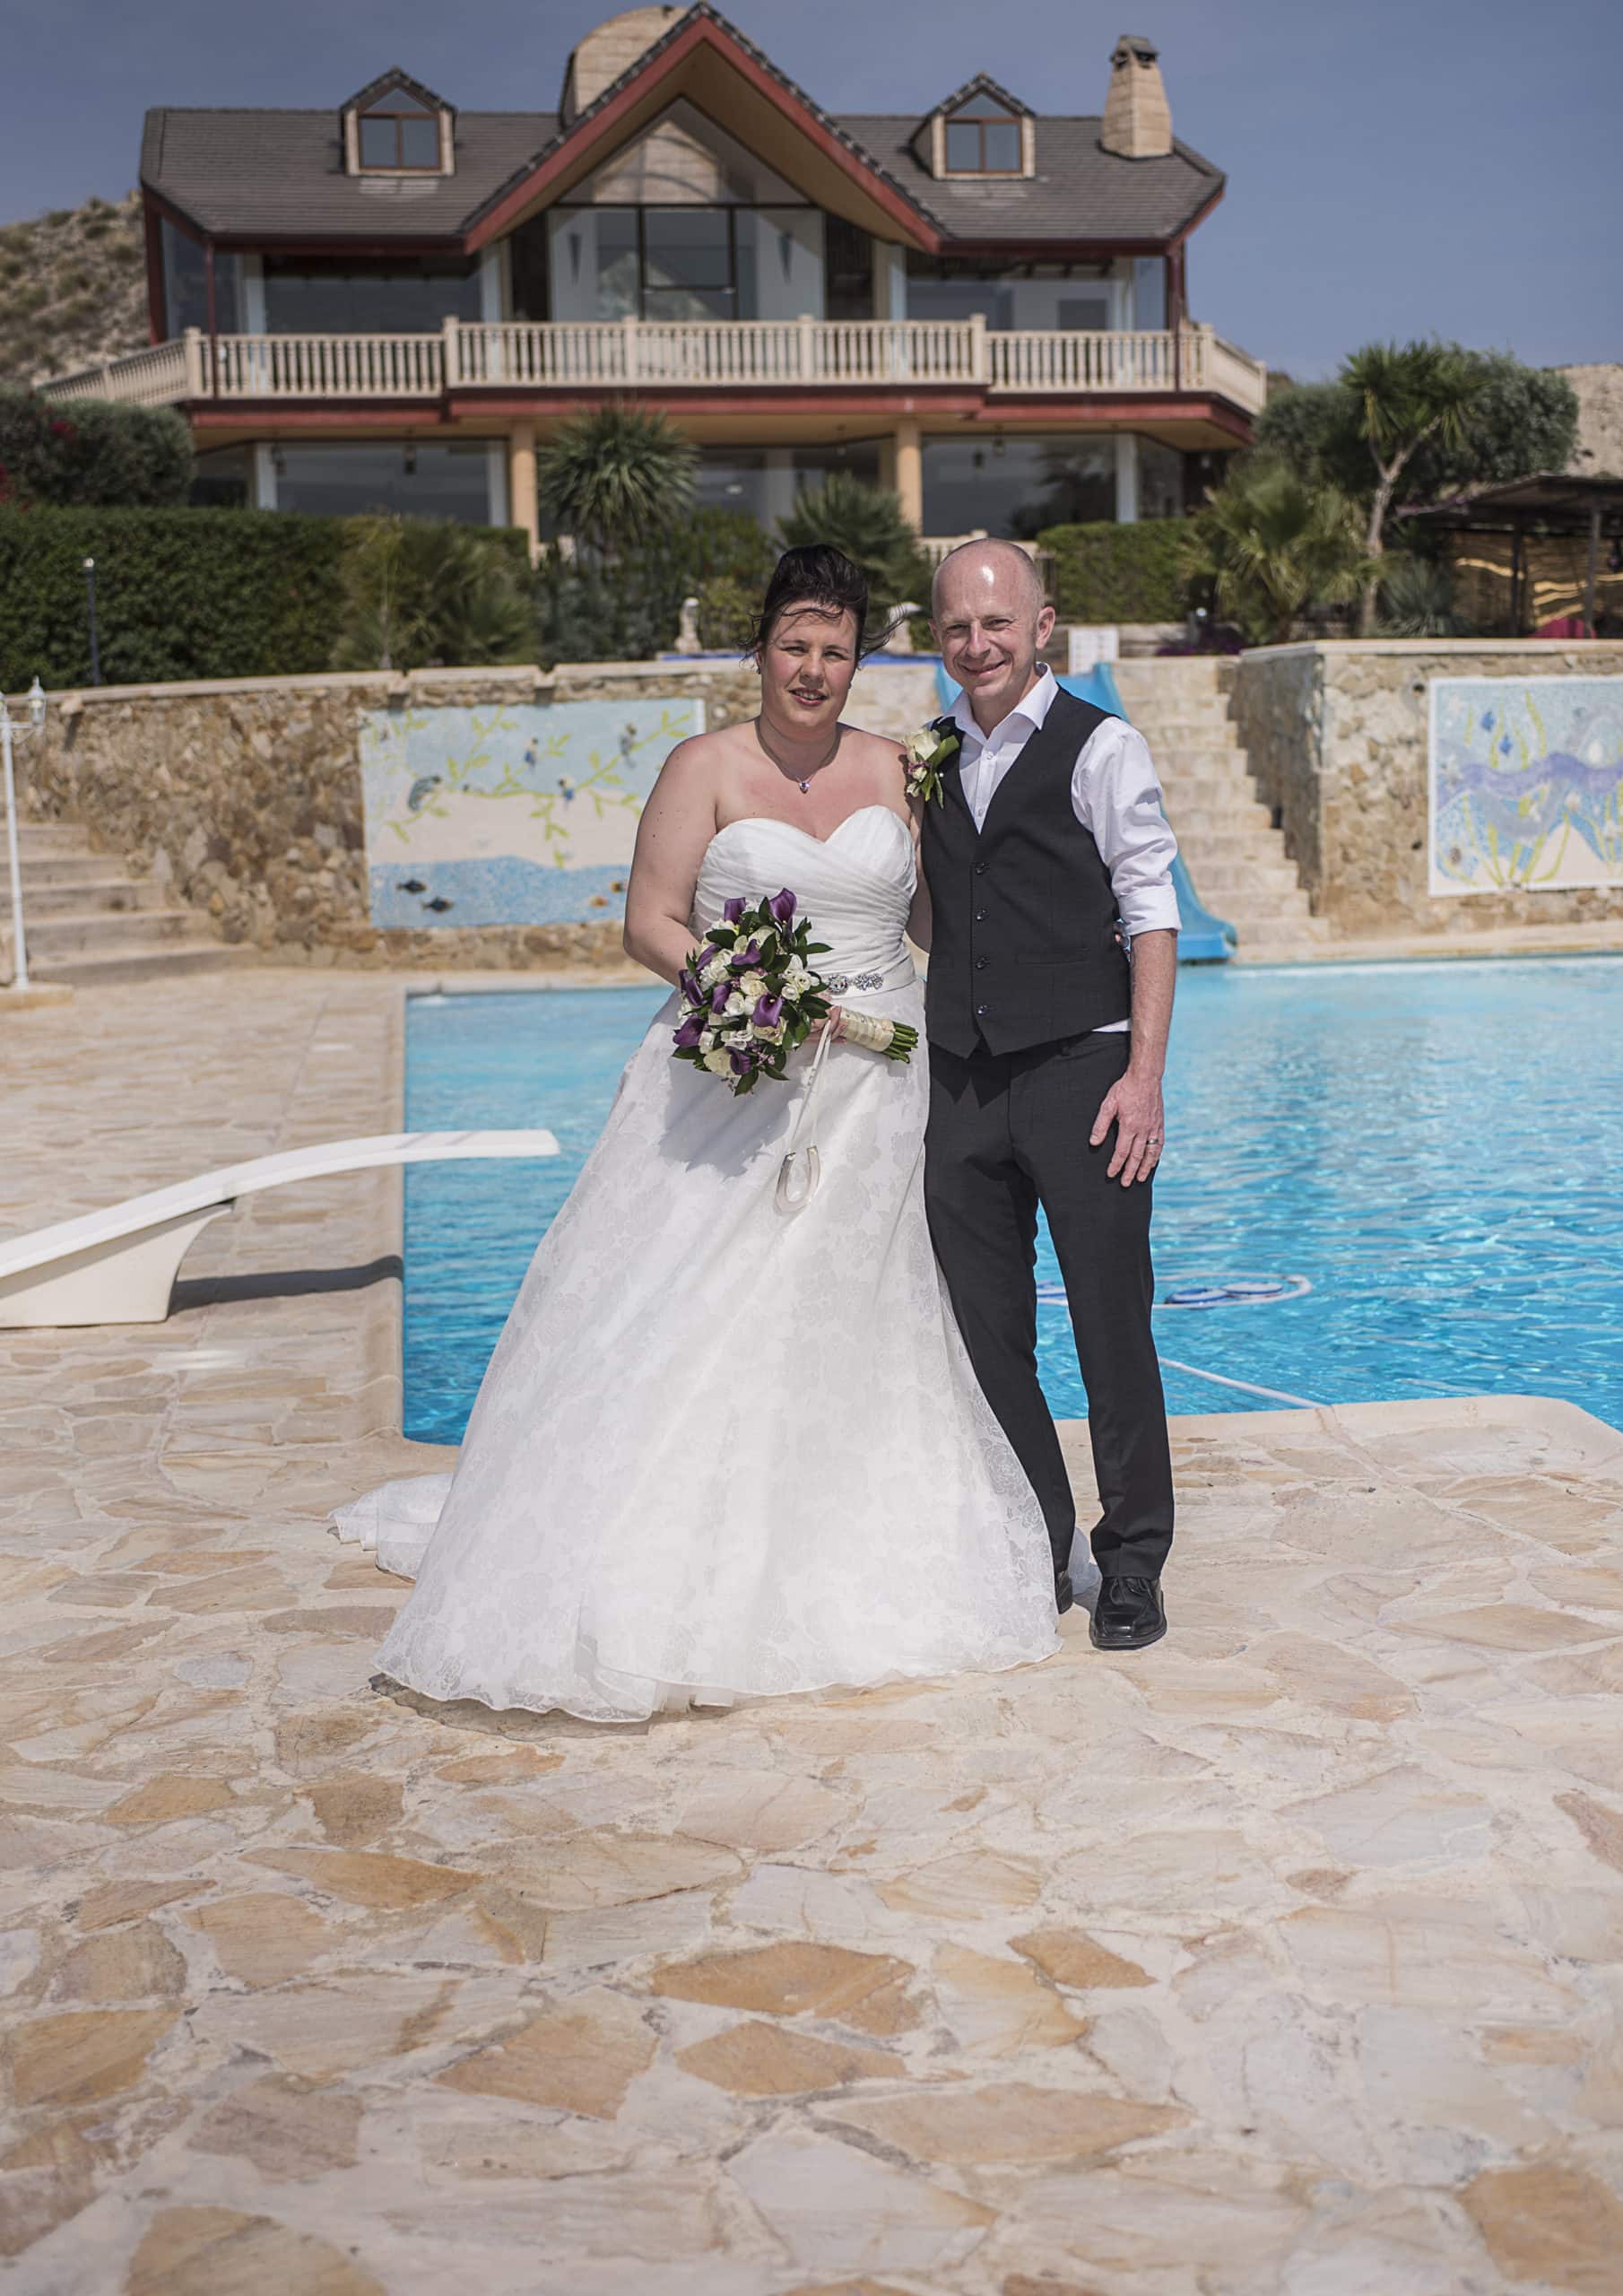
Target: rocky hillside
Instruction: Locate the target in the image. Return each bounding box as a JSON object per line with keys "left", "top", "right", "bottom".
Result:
{"left": 0, "top": 191, "right": 149, "bottom": 390}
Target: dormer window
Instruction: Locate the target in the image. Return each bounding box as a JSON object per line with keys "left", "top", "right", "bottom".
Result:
{"left": 360, "top": 94, "right": 438, "bottom": 170}
{"left": 917, "top": 74, "right": 1035, "bottom": 181}
{"left": 342, "top": 70, "right": 455, "bottom": 178}
{"left": 945, "top": 94, "right": 1021, "bottom": 176}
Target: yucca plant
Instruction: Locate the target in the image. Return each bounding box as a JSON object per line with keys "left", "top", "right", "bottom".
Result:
{"left": 1180, "top": 457, "right": 1380, "bottom": 648}
{"left": 536, "top": 406, "right": 698, "bottom": 559}
{"left": 1377, "top": 553, "right": 1471, "bottom": 638}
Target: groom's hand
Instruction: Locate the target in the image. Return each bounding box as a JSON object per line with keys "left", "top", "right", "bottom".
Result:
{"left": 1091, "top": 1067, "right": 1166, "bottom": 1186}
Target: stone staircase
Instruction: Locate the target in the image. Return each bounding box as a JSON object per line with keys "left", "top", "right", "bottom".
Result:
{"left": 1110, "top": 657, "right": 1328, "bottom": 958}
{"left": 10, "top": 821, "right": 253, "bottom": 986}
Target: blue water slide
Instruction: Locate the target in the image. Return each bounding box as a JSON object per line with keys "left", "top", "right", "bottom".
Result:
{"left": 930, "top": 660, "right": 1237, "bottom": 964}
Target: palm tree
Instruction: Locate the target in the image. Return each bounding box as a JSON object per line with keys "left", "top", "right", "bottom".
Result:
{"left": 1180, "top": 457, "right": 1379, "bottom": 648}
{"left": 536, "top": 406, "right": 697, "bottom": 558}
{"left": 1341, "top": 340, "right": 1481, "bottom": 631}
{"left": 777, "top": 472, "right": 933, "bottom": 629}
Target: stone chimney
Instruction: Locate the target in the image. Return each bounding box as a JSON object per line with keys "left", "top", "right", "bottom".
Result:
{"left": 561, "top": 5, "right": 684, "bottom": 123}
{"left": 1100, "top": 34, "right": 1173, "bottom": 160}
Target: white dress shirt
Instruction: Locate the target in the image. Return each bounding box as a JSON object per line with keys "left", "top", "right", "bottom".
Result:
{"left": 949, "top": 668, "right": 1181, "bottom": 1035}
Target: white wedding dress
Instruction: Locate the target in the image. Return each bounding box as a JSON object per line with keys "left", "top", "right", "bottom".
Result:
{"left": 332, "top": 805, "right": 1060, "bottom": 1721}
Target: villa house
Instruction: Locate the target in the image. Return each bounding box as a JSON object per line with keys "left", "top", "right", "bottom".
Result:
{"left": 46, "top": 2, "right": 1267, "bottom": 552}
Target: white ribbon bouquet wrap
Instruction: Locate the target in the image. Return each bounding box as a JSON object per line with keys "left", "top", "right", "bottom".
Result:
{"left": 671, "top": 888, "right": 918, "bottom": 1211}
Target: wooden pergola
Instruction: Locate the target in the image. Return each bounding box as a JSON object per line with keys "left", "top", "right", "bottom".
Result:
{"left": 1402, "top": 472, "right": 1623, "bottom": 637}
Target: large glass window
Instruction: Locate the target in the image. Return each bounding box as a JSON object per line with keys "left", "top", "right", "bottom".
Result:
{"left": 1132, "top": 256, "right": 1167, "bottom": 331}
{"left": 943, "top": 94, "right": 1022, "bottom": 175}
{"left": 263, "top": 256, "right": 480, "bottom": 335}
{"left": 551, "top": 205, "right": 831, "bottom": 323}
{"left": 357, "top": 92, "right": 440, "bottom": 171}
{"left": 161, "top": 219, "right": 241, "bottom": 339}
{"left": 270, "top": 440, "right": 496, "bottom": 521}
{"left": 695, "top": 441, "right": 881, "bottom": 527}
{"left": 906, "top": 254, "right": 1114, "bottom": 335}
{"left": 923, "top": 434, "right": 1115, "bottom": 538}
{"left": 644, "top": 209, "right": 733, "bottom": 320}
{"left": 1138, "top": 438, "right": 1185, "bottom": 520}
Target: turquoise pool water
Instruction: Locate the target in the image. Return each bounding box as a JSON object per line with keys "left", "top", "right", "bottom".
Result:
{"left": 403, "top": 957, "right": 1623, "bottom": 1442}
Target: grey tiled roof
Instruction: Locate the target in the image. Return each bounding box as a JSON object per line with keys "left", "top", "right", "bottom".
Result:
{"left": 142, "top": 109, "right": 558, "bottom": 240}
{"left": 837, "top": 116, "right": 1223, "bottom": 243}
{"left": 142, "top": 103, "right": 1219, "bottom": 248}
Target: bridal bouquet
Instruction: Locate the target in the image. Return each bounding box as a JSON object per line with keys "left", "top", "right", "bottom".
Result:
{"left": 673, "top": 889, "right": 916, "bottom": 1097}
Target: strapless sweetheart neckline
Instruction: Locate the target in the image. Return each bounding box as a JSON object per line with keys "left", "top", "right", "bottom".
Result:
{"left": 711, "top": 805, "right": 909, "bottom": 852}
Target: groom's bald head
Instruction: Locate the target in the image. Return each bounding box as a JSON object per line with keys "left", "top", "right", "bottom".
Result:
{"left": 930, "top": 537, "right": 1046, "bottom": 622}
{"left": 930, "top": 539, "right": 1055, "bottom": 734}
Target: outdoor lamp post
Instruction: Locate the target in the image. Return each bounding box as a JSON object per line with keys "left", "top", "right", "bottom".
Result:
{"left": 2, "top": 678, "right": 48, "bottom": 996}
{"left": 82, "top": 558, "right": 101, "bottom": 687}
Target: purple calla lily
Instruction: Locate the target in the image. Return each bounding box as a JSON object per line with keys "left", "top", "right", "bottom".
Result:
{"left": 768, "top": 889, "right": 796, "bottom": 924}
{"left": 709, "top": 981, "right": 733, "bottom": 1013}
{"left": 722, "top": 897, "right": 747, "bottom": 924}
{"left": 752, "top": 994, "right": 784, "bottom": 1030}
{"left": 673, "top": 1015, "right": 704, "bottom": 1049}
{"left": 678, "top": 968, "right": 700, "bottom": 1004}
{"left": 729, "top": 1048, "right": 754, "bottom": 1076}
{"left": 730, "top": 938, "right": 762, "bottom": 970}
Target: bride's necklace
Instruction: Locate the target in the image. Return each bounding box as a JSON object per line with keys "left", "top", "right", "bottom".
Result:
{"left": 755, "top": 713, "right": 841, "bottom": 795}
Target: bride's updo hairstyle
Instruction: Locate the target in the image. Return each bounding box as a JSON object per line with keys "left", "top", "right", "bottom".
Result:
{"left": 750, "top": 544, "right": 874, "bottom": 661}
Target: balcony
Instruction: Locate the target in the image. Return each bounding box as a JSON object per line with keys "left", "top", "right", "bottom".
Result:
{"left": 43, "top": 319, "right": 1268, "bottom": 415}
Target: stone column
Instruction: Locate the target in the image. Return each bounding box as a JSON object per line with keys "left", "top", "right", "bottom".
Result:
{"left": 508, "top": 423, "right": 540, "bottom": 563}
{"left": 893, "top": 418, "right": 924, "bottom": 531}
{"left": 1115, "top": 433, "right": 1139, "bottom": 525}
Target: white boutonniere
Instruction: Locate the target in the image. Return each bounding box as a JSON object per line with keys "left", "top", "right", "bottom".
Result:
{"left": 901, "top": 722, "right": 961, "bottom": 806}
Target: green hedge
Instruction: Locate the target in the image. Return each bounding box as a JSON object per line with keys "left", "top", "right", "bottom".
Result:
{"left": 0, "top": 387, "right": 194, "bottom": 508}
{"left": 1037, "top": 518, "right": 1193, "bottom": 623}
{"left": 0, "top": 506, "right": 519, "bottom": 691}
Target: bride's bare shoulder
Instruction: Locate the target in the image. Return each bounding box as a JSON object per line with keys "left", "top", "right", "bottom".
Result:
{"left": 653, "top": 722, "right": 743, "bottom": 790}
{"left": 840, "top": 724, "right": 910, "bottom": 764}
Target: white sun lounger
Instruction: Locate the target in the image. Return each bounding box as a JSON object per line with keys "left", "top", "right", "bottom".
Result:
{"left": 0, "top": 1130, "right": 559, "bottom": 1329}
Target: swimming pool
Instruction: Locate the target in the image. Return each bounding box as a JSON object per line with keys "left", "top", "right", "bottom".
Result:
{"left": 402, "top": 956, "right": 1623, "bottom": 1442}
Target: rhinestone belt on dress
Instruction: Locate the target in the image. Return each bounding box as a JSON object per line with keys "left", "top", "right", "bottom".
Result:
{"left": 823, "top": 973, "right": 884, "bottom": 993}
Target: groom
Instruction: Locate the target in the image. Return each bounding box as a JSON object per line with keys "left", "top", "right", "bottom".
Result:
{"left": 922, "top": 539, "right": 1176, "bottom": 1651}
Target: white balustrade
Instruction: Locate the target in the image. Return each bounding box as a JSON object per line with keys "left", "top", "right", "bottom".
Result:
{"left": 39, "top": 338, "right": 191, "bottom": 408}
{"left": 211, "top": 333, "right": 445, "bottom": 399}
{"left": 39, "top": 322, "right": 1267, "bottom": 414}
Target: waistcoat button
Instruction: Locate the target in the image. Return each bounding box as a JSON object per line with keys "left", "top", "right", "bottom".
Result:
{"left": 975, "top": 957, "right": 987, "bottom": 970}
{"left": 976, "top": 1002, "right": 989, "bottom": 1016}
{"left": 974, "top": 861, "right": 988, "bottom": 875}
{"left": 974, "top": 909, "right": 987, "bottom": 922}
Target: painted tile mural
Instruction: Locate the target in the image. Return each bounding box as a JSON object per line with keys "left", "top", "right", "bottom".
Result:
{"left": 360, "top": 699, "right": 705, "bottom": 927}
{"left": 1430, "top": 676, "right": 1623, "bottom": 896}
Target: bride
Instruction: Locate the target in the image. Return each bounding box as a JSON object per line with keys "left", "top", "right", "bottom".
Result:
{"left": 332, "top": 544, "right": 1063, "bottom": 1721}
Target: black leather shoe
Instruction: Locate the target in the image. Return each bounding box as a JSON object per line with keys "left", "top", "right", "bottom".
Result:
{"left": 1089, "top": 1575, "right": 1167, "bottom": 1650}
{"left": 1054, "top": 1569, "right": 1074, "bottom": 1616}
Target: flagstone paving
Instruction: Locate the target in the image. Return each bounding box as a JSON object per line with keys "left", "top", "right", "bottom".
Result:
{"left": 2, "top": 973, "right": 1622, "bottom": 2295}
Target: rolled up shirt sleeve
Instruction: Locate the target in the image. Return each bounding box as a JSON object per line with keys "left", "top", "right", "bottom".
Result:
{"left": 1072, "top": 718, "right": 1182, "bottom": 938}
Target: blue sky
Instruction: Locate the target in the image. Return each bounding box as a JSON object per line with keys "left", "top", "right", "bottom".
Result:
{"left": 9, "top": 0, "right": 1619, "bottom": 377}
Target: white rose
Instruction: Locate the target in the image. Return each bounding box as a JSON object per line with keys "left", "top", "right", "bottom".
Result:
{"left": 724, "top": 990, "right": 749, "bottom": 1016}
{"left": 702, "top": 1048, "right": 733, "bottom": 1075}
{"left": 739, "top": 970, "right": 768, "bottom": 1001}
{"left": 699, "top": 1030, "right": 716, "bottom": 1052}
{"left": 903, "top": 728, "right": 933, "bottom": 763}
{"left": 700, "top": 954, "right": 729, "bottom": 987}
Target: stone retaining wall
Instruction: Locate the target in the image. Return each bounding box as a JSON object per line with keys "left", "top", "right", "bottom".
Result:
{"left": 22, "top": 662, "right": 761, "bottom": 968}
{"left": 1232, "top": 640, "right": 1623, "bottom": 937}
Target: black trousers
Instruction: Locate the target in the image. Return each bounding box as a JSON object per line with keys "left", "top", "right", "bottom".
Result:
{"left": 924, "top": 1030, "right": 1174, "bottom": 1581}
